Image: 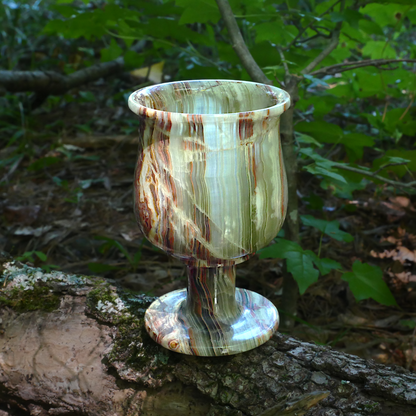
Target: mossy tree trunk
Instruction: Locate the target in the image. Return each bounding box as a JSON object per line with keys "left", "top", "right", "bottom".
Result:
{"left": 1, "top": 253, "right": 416, "bottom": 416}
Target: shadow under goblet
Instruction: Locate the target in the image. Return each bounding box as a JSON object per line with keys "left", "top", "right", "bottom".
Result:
{"left": 128, "top": 80, "right": 290, "bottom": 356}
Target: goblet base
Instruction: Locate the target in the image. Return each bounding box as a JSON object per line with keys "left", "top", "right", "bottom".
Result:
{"left": 145, "top": 288, "right": 279, "bottom": 356}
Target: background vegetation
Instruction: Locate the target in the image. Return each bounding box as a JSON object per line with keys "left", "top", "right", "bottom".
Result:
{"left": 1, "top": 0, "right": 416, "bottom": 369}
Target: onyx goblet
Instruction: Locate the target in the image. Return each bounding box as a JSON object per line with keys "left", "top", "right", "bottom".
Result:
{"left": 128, "top": 80, "right": 290, "bottom": 356}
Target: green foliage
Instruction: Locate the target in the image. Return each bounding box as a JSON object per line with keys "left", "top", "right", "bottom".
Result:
{"left": 259, "top": 239, "right": 341, "bottom": 295}
{"left": 15, "top": 251, "right": 59, "bottom": 272}
{"left": 16, "top": 251, "right": 47, "bottom": 262}
{"left": 2, "top": 0, "right": 414, "bottom": 310}
{"left": 88, "top": 237, "right": 144, "bottom": 274}
{"left": 300, "top": 215, "right": 353, "bottom": 242}
{"left": 341, "top": 261, "right": 397, "bottom": 306}
{"left": 400, "top": 319, "right": 416, "bottom": 329}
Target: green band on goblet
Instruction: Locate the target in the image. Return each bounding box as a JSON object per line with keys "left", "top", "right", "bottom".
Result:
{"left": 129, "top": 80, "right": 290, "bottom": 356}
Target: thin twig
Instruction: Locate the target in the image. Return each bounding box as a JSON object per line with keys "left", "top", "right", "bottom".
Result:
{"left": 372, "top": 162, "right": 408, "bottom": 176}
{"left": 301, "top": 0, "right": 346, "bottom": 74}
{"left": 310, "top": 59, "right": 416, "bottom": 77}
{"left": 215, "top": 0, "right": 270, "bottom": 84}
{"left": 277, "top": 46, "right": 290, "bottom": 77}
{"left": 285, "top": 0, "right": 342, "bottom": 50}
{"left": 332, "top": 162, "right": 416, "bottom": 190}
{"left": 399, "top": 94, "right": 415, "bottom": 120}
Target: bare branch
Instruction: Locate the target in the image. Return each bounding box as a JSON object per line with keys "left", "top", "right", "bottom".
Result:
{"left": 372, "top": 162, "right": 408, "bottom": 176}
{"left": 215, "top": 0, "right": 270, "bottom": 84}
{"left": 332, "top": 162, "right": 416, "bottom": 190}
{"left": 0, "top": 60, "right": 121, "bottom": 94}
{"left": 0, "top": 42, "right": 145, "bottom": 94}
{"left": 310, "top": 58, "right": 416, "bottom": 77}
{"left": 301, "top": 0, "right": 346, "bottom": 74}
{"left": 285, "top": 0, "right": 342, "bottom": 50}
{"left": 277, "top": 47, "right": 290, "bottom": 77}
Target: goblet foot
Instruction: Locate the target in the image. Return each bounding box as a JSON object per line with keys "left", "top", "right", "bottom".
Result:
{"left": 145, "top": 288, "right": 279, "bottom": 356}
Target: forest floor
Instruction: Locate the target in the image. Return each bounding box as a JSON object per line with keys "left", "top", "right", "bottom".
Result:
{"left": 1, "top": 78, "right": 415, "bottom": 372}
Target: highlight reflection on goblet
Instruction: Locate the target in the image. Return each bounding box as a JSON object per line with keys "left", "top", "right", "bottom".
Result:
{"left": 128, "top": 80, "right": 290, "bottom": 356}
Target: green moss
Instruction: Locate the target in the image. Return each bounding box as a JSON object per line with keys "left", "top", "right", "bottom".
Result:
{"left": 0, "top": 285, "right": 60, "bottom": 312}
{"left": 86, "top": 286, "right": 173, "bottom": 381}
{"left": 88, "top": 286, "right": 115, "bottom": 305}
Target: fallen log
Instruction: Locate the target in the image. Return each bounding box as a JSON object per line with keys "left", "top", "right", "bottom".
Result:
{"left": 0, "top": 252, "right": 415, "bottom": 416}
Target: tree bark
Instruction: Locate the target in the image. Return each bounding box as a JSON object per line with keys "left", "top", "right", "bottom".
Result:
{"left": 0, "top": 42, "right": 145, "bottom": 96}
{"left": 0, "top": 253, "right": 415, "bottom": 416}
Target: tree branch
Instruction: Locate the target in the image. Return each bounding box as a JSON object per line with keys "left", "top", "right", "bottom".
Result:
{"left": 215, "top": 0, "right": 270, "bottom": 84}
{"left": 0, "top": 60, "right": 123, "bottom": 94}
{"left": 3, "top": 255, "right": 416, "bottom": 415}
{"left": 310, "top": 58, "right": 416, "bottom": 77}
{"left": 0, "top": 42, "right": 145, "bottom": 94}
{"left": 372, "top": 161, "right": 408, "bottom": 177}
{"left": 332, "top": 162, "right": 416, "bottom": 190}
{"left": 277, "top": 46, "right": 290, "bottom": 78}
{"left": 301, "top": 0, "right": 345, "bottom": 75}
{"left": 284, "top": 0, "right": 343, "bottom": 50}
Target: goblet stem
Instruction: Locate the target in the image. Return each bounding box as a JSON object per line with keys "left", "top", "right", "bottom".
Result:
{"left": 145, "top": 265, "right": 279, "bottom": 355}
{"left": 185, "top": 263, "right": 240, "bottom": 324}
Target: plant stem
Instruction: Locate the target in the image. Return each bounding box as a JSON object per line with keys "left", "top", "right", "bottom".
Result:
{"left": 317, "top": 233, "right": 323, "bottom": 258}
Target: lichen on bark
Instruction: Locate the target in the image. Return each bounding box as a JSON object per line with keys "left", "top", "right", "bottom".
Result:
{"left": 86, "top": 284, "right": 175, "bottom": 387}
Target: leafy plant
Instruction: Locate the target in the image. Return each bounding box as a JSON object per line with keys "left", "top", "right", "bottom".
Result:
{"left": 341, "top": 261, "right": 397, "bottom": 306}
{"left": 88, "top": 236, "right": 144, "bottom": 274}
{"left": 15, "top": 251, "right": 59, "bottom": 272}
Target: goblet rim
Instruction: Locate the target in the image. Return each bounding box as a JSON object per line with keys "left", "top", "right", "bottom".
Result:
{"left": 128, "top": 79, "right": 291, "bottom": 121}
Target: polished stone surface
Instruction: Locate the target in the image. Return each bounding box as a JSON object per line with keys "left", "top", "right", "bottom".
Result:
{"left": 129, "top": 80, "right": 290, "bottom": 356}
{"left": 146, "top": 287, "right": 279, "bottom": 356}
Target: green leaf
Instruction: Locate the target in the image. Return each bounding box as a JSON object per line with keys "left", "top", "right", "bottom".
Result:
{"left": 296, "top": 121, "right": 343, "bottom": 143}
{"left": 255, "top": 21, "right": 298, "bottom": 45}
{"left": 78, "top": 91, "right": 96, "bottom": 102}
{"left": 400, "top": 319, "right": 416, "bottom": 329}
{"left": 123, "top": 51, "right": 145, "bottom": 71}
{"left": 300, "top": 215, "right": 354, "bottom": 242}
{"left": 341, "top": 261, "right": 397, "bottom": 306}
{"left": 296, "top": 96, "right": 338, "bottom": 119}
{"left": 360, "top": 3, "right": 412, "bottom": 27}
{"left": 34, "top": 251, "right": 47, "bottom": 262}
{"left": 373, "top": 150, "right": 416, "bottom": 178}
{"left": 258, "top": 238, "right": 302, "bottom": 259}
{"left": 320, "top": 174, "right": 367, "bottom": 199}
{"left": 304, "top": 165, "right": 347, "bottom": 184}
{"left": 176, "top": 0, "right": 220, "bottom": 24}
{"left": 299, "top": 147, "right": 336, "bottom": 168}
{"left": 133, "top": 250, "right": 142, "bottom": 266}
{"left": 52, "top": 4, "right": 77, "bottom": 17}
{"left": 146, "top": 18, "right": 210, "bottom": 45}
{"left": 101, "top": 38, "right": 123, "bottom": 62}
{"left": 88, "top": 263, "right": 120, "bottom": 273}
{"left": 28, "top": 157, "right": 61, "bottom": 171}
{"left": 330, "top": 9, "right": 362, "bottom": 27}
{"left": 362, "top": 40, "right": 397, "bottom": 60}
{"left": 343, "top": 132, "right": 375, "bottom": 161}
{"left": 300, "top": 147, "right": 349, "bottom": 183}
{"left": 295, "top": 132, "right": 323, "bottom": 147}
{"left": 313, "top": 257, "right": 342, "bottom": 276}
{"left": 258, "top": 239, "right": 319, "bottom": 294}
{"left": 255, "top": 21, "right": 286, "bottom": 44}
{"left": 286, "top": 252, "right": 319, "bottom": 295}
{"left": 359, "top": 19, "right": 384, "bottom": 36}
